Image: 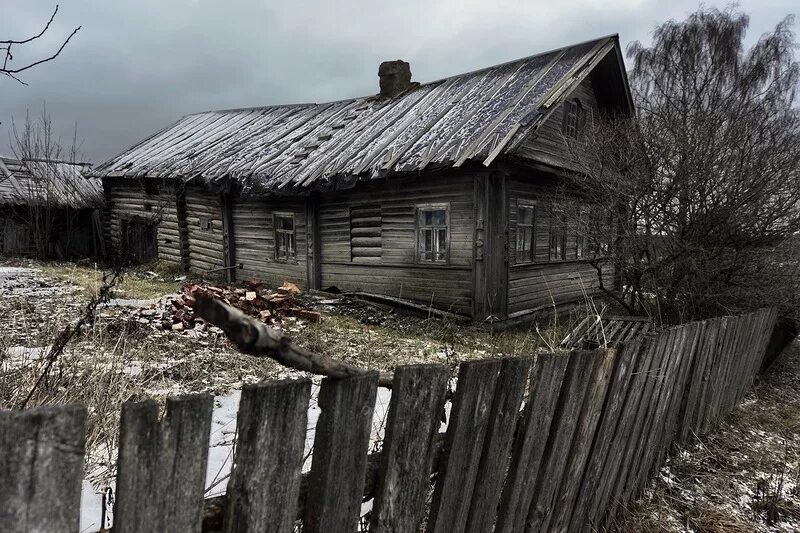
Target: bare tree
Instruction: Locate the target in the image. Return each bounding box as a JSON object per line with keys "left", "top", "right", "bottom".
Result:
{"left": 566, "top": 8, "right": 800, "bottom": 323}
{"left": 10, "top": 106, "right": 94, "bottom": 259}
{"left": 1, "top": 5, "right": 81, "bottom": 84}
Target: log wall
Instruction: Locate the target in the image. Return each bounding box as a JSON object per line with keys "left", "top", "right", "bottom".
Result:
{"left": 232, "top": 198, "right": 307, "bottom": 287}
{"left": 317, "top": 174, "right": 474, "bottom": 315}
{"left": 106, "top": 178, "right": 181, "bottom": 266}
{"left": 184, "top": 185, "right": 225, "bottom": 274}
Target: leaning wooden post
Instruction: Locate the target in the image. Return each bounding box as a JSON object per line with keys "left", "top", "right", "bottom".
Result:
{"left": 304, "top": 372, "right": 379, "bottom": 533}
{"left": 114, "top": 393, "right": 213, "bottom": 533}
{"left": 0, "top": 405, "right": 86, "bottom": 533}
{"left": 223, "top": 379, "right": 311, "bottom": 533}
{"left": 370, "top": 364, "right": 450, "bottom": 533}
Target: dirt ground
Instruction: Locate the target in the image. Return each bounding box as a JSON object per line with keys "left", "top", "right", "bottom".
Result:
{"left": 617, "top": 340, "right": 800, "bottom": 532}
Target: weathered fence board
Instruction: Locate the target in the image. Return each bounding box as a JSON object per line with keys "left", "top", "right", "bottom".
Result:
{"left": 370, "top": 364, "right": 449, "bottom": 533}
{"left": 0, "top": 404, "right": 86, "bottom": 533}
{"left": 495, "top": 353, "right": 571, "bottom": 533}
{"left": 223, "top": 379, "right": 311, "bottom": 533}
{"left": 465, "top": 357, "right": 533, "bottom": 533}
{"left": 525, "top": 350, "right": 598, "bottom": 531}
{"left": 304, "top": 372, "right": 379, "bottom": 533}
{"left": 598, "top": 331, "right": 670, "bottom": 528}
{"left": 114, "top": 394, "right": 214, "bottom": 533}
{"left": 549, "top": 348, "right": 617, "bottom": 532}
{"left": 567, "top": 339, "right": 644, "bottom": 532}
{"left": 426, "top": 359, "right": 502, "bottom": 533}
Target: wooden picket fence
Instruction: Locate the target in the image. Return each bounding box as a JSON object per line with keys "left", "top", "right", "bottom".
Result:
{"left": 0, "top": 307, "right": 778, "bottom": 532}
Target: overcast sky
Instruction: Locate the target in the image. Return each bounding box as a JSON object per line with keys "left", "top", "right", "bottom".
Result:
{"left": 1, "top": 0, "right": 795, "bottom": 163}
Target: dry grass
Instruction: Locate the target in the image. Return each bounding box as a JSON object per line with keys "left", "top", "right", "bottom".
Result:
{"left": 615, "top": 340, "right": 800, "bottom": 532}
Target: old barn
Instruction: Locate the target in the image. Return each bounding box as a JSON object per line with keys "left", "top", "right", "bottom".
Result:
{"left": 95, "top": 35, "right": 633, "bottom": 322}
{"left": 0, "top": 156, "right": 104, "bottom": 258}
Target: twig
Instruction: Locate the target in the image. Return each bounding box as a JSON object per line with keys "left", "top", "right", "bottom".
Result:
{"left": 2, "top": 4, "right": 82, "bottom": 82}
{"left": 190, "top": 294, "right": 394, "bottom": 387}
{"left": 19, "top": 267, "right": 123, "bottom": 408}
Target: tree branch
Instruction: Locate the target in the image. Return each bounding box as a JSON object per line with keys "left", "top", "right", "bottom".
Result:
{"left": 190, "top": 294, "right": 394, "bottom": 387}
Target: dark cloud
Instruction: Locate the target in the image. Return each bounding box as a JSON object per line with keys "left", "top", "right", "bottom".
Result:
{"left": 1, "top": 0, "right": 794, "bottom": 163}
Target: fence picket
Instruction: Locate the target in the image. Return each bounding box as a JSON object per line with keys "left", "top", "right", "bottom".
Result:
{"left": 550, "top": 348, "right": 617, "bottom": 532}
{"left": 525, "top": 350, "right": 599, "bottom": 532}
{"left": 0, "top": 404, "right": 86, "bottom": 533}
{"left": 495, "top": 353, "right": 571, "bottom": 533}
{"left": 303, "top": 372, "right": 379, "bottom": 533}
{"left": 567, "top": 339, "right": 645, "bottom": 531}
{"left": 114, "top": 393, "right": 213, "bottom": 533}
{"left": 600, "top": 330, "right": 672, "bottom": 528}
{"left": 465, "top": 357, "right": 533, "bottom": 533}
{"left": 223, "top": 379, "right": 311, "bottom": 533}
{"left": 370, "top": 364, "right": 449, "bottom": 533}
{"left": 426, "top": 359, "right": 502, "bottom": 533}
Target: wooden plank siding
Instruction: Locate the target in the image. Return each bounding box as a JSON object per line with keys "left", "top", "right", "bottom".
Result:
{"left": 184, "top": 185, "right": 225, "bottom": 274}
{"left": 516, "top": 77, "right": 600, "bottom": 172}
{"left": 505, "top": 174, "right": 615, "bottom": 317}
{"left": 232, "top": 198, "right": 307, "bottom": 287}
{"left": 317, "top": 174, "right": 475, "bottom": 315}
{"left": 106, "top": 178, "right": 182, "bottom": 266}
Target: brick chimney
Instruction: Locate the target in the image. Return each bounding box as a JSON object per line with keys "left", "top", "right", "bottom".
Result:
{"left": 378, "top": 60, "right": 412, "bottom": 98}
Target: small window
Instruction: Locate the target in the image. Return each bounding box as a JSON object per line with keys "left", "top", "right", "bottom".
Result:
{"left": 549, "top": 207, "right": 566, "bottom": 261}
{"left": 516, "top": 202, "right": 536, "bottom": 263}
{"left": 562, "top": 99, "right": 588, "bottom": 139}
{"left": 274, "top": 213, "right": 296, "bottom": 261}
{"left": 144, "top": 180, "right": 160, "bottom": 196}
{"left": 417, "top": 205, "right": 448, "bottom": 263}
{"left": 198, "top": 215, "right": 211, "bottom": 231}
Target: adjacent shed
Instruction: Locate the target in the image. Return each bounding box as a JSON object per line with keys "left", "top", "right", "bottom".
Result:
{"left": 0, "top": 156, "right": 103, "bottom": 258}
{"left": 95, "top": 34, "right": 633, "bottom": 322}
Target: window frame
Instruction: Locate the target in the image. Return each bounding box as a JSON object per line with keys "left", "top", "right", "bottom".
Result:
{"left": 549, "top": 205, "right": 567, "bottom": 261}
{"left": 562, "top": 99, "right": 590, "bottom": 139}
{"left": 515, "top": 199, "right": 537, "bottom": 264}
{"left": 415, "top": 203, "right": 450, "bottom": 265}
{"left": 273, "top": 211, "right": 297, "bottom": 262}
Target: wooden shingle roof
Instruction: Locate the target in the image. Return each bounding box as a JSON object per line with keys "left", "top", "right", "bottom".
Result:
{"left": 0, "top": 156, "right": 103, "bottom": 208}
{"left": 95, "top": 35, "right": 627, "bottom": 195}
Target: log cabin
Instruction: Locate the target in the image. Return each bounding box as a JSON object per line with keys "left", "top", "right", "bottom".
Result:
{"left": 94, "top": 34, "right": 633, "bottom": 323}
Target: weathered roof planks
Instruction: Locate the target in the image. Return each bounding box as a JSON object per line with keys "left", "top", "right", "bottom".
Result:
{"left": 93, "top": 37, "right": 620, "bottom": 195}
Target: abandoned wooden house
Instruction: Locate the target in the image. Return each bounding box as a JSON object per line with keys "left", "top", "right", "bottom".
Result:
{"left": 94, "top": 34, "right": 633, "bottom": 322}
{"left": 0, "top": 156, "right": 104, "bottom": 258}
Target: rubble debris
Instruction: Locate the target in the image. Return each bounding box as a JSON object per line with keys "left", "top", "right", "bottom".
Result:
{"left": 121, "top": 279, "right": 331, "bottom": 337}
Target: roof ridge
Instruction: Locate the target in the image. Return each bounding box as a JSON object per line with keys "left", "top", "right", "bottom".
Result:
{"left": 183, "top": 34, "right": 618, "bottom": 117}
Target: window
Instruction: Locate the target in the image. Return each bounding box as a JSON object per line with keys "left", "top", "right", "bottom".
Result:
{"left": 549, "top": 207, "right": 566, "bottom": 261}
{"left": 350, "top": 205, "right": 382, "bottom": 262}
{"left": 516, "top": 202, "right": 536, "bottom": 263}
{"left": 274, "top": 213, "right": 296, "bottom": 261}
{"left": 417, "top": 205, "right": 448, "bottom": 263}
{"left": 198, "top": 215, "right": 211, "bottom": 231}
{"left": 562, "top": 99, "right": 588, "bottom": 139}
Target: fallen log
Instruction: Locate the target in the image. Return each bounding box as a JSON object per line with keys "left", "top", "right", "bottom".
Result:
{"left": 190, "top": 294, "right": 393, "bottom": 387}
